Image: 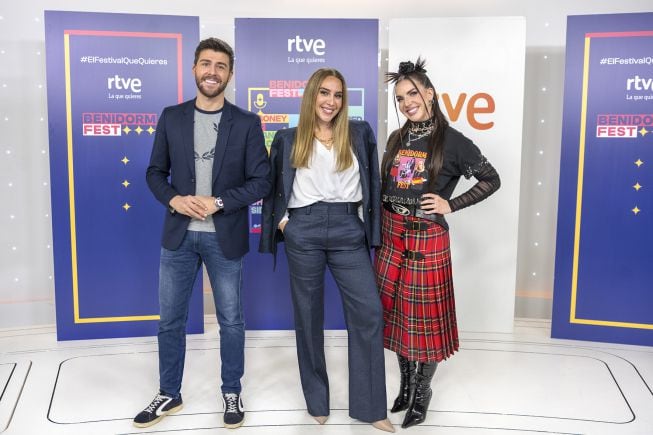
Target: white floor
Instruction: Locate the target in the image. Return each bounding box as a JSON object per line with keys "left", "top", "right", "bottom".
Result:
{"left": 0, "top": 319, "right": 652, "bottom": 435}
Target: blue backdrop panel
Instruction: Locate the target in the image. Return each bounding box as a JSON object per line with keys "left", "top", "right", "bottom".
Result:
{"left": 552, "top": 12, "right": 653, "bottom": 346}
{"left": 45, "top": 11, "right": 202, "bottom": 340}
{"left": 235, "top": 18, "right": 379, "bottom": 329}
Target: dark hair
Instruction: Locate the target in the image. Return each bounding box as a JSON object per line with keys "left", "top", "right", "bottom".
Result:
{"left": 194, "top": 38, "right": 234, "bottom": 71}
{"left": 383, "top": 57, "right": 449, "bottom": 192}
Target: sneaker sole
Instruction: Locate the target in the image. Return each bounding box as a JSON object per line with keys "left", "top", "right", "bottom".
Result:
{"left": 224, "top": 417, "right": 244, "bottom": 429}
{"left": 133, "top": 404, "right": 183, "bottom": 428}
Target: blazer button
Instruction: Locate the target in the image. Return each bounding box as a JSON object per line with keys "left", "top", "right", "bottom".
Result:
{"left": 368, "top": 208, "right": 372, "bottom": 213}
{"left": 191, "top": 178, "right": 195, "bottom": 183}
{"left": 272, "top": 212, "right": 275, "bottom": 217}
{"left": 278, "top": 193, "right": 282, "bottom": 197}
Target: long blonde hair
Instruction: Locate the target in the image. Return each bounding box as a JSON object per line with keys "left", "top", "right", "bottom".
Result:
{"left": 291, "top": 68, "right": 353, "bottom": 171}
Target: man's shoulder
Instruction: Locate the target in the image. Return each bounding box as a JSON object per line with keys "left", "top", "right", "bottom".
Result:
{"left": 225, "top": 101, "right": 260, "bottom": 123}
{"left": 161, "top": 99, "right": 194, "bottom": 116}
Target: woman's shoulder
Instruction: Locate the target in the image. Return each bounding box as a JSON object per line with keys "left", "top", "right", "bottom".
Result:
{"left": 274, "top": 127, "right": 297, "bottom": 139}
{"left": 444, "top": 125, "right": 469, "bottom": 141}
{"left": 349, "top": 119, "right": 372, "bottom": 132}
{"left": 270, "top": 127, "right": 297, "bottom": 153}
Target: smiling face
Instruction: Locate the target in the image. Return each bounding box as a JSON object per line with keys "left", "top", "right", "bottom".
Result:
{"left": 394, "top": 78, "right": 435, "bottom": 123}
{"left": 314, "top": 75, "right": 343, "bottom": 126}
{"left": 192, "top": 49, "right": 232, "bottom": 99}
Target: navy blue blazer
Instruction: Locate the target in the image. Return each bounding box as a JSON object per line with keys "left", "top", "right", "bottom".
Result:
{"left": 259, "top": 120, "right": 381, "bottom": 256}
{"left": 146, "top": 99, "right": 271, "bottom": 259}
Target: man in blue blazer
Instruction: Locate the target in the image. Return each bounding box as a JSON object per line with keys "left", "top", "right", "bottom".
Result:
{"left": 134, "top": 38, "right": 270, "bottom": 430}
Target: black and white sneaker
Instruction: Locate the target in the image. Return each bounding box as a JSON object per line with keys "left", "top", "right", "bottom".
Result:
{"left": 222, "top": 392, "right": 244, "bottom": 428}
{"left": 133, "top": 392, "right": 183, "bottom": 428}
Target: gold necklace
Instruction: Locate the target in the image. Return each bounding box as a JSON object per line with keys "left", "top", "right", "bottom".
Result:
{"left": 314, "top": 134, "right": 334, "bottom": 149}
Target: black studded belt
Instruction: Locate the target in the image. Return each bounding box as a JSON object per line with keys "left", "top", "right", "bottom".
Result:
{"left": 383, "top": 201, "right": 438, "bottom": 222}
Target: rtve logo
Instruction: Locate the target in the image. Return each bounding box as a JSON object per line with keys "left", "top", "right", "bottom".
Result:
{"left": 287, "top": 35, "right": 326, "bottom": 56}
{"left": 107, "top": 75, "right": 142, "bottom": 93}
{"left": 438, "top": 92, "right": 495, "bottom": 131}
{"left": 626, "top": 75, "right": 652, "bottom": 90}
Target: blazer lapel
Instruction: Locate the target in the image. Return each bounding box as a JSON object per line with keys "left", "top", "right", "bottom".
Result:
{"left": 212, "top": 100, "right": 232, "bottom": 183}
{"left": 182, "top": 99, "right": 196, "bottom": 177}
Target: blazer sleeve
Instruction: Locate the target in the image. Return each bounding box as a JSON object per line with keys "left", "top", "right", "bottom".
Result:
{"left": 259, "top": 134, "right": 280, "bottom": 254}
{"left": 220, "top": 116, "right": 272, "bottom": 213}
{"left": 365, "top": 122, "right": 382, "bottom": 248}
{"left": 146, "top": 108, "right": 179, "bottom": 208}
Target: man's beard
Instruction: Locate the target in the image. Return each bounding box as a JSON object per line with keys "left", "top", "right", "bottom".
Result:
{"left": 195, "top": 75, "right": 227, "bottom": 99}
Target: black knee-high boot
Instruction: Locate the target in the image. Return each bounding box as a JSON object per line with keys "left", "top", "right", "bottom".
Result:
{"left": 401, "top": 361, "right": 437, "bottom": 428}
{"left": 390, "top": 354, "right": 416, "bottom": 413}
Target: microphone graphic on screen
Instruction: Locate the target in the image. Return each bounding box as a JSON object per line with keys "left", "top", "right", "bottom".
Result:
{"left": 253, "top": 93, "right": 267, "bottom": 114}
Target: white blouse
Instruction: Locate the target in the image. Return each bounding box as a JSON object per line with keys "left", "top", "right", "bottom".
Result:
{"left": 282, "top": 139, "right": 362, "bottom": 223}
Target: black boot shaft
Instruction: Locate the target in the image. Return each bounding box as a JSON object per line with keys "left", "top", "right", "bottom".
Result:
{"left": 401, "top": 361, "right": 437, "bottom": 428}
{"left": 391, "top": 354, "right": 416, "bottom": 413}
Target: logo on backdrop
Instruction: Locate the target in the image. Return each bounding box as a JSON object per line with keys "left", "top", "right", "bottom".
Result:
{"left": 437, "top": 92, "right": 496, "bottom": 131}
{"left": 287, "top": 35, "right": 326, "bottom": 64}
{"left": 82, "top": 112, "right": 157, "bottom": 136}
{"left": 107, "top": 74, "right": 143, "bottom": 100}
{"left": 595, "top": 113, "right": 653, "bottom": 138}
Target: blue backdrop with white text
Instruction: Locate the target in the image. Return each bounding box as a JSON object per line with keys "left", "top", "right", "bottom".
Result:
{"left": 45, "top": 11, "right": 202, "bottom": 340}
{"left": 235, "top": 18, "right": 379, "bottom": 329}
{"left": 552, "top": 12, "right": 653, "bottom": 346}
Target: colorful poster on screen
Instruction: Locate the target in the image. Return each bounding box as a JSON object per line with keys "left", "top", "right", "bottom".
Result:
{"left": 553, "top": 12, "right": 653, "bottom": 346}
{"left": 235, "top": 18, "right": 378, "bottom": 329}
{"left": 45, "top": 11, "right": 202, "bottom": 340}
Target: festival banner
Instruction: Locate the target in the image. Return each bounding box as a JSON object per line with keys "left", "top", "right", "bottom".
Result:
{"left": 45, "top": 11, "right": 201, "bottom": 340}
{"left": 235, "top": 18, "right": 379, "bottom": 329}
{"left": 388, "top": 18, "right": 526, "bottom": 333}
{"left": 552, "top": 13, "right": 653, "bottom": 346}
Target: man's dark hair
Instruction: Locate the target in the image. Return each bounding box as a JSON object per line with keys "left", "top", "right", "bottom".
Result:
{"left": 194, "top": 38, "right": 234, "bottom": 71}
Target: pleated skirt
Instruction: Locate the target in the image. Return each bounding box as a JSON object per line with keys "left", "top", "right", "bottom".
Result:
{"left": 374, "top": 209, "right": 459, "bottom": 362}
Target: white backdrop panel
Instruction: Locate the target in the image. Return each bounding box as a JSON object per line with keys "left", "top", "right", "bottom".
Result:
{"left": 388, "top": 17, "right": 525, "bottom": 333}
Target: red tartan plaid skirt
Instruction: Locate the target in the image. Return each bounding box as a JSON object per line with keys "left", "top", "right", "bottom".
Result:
{"left": 374, "top": 209, "right": 459, "bottom": 362}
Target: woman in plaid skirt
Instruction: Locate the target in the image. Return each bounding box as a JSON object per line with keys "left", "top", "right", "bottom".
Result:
{"left": 376, "top": 58, "right": 501, "bottom": 428}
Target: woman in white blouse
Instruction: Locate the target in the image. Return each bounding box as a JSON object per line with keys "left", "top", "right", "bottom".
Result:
{"left": 260, "top": 68, "right": 393, "bottom": 432}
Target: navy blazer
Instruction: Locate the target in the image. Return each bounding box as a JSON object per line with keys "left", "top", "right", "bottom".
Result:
{"left": 146, "top": 99, "right": 271, "bottom": 259}
{"left": 259, "top": 120, "right": 381, "bottom": 256}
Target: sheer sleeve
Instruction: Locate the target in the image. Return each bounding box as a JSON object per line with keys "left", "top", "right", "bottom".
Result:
{"left": 448, "top": 158, "right": 500, "bottom": 212}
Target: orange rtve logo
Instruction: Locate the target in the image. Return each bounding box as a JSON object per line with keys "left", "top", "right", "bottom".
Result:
{"left": 438, "top": 92, "right": 495, "bottom": 130}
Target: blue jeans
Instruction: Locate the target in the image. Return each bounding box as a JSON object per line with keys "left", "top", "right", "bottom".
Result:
{"left": 158, "top": 230, "right": 244, "bottom": 397}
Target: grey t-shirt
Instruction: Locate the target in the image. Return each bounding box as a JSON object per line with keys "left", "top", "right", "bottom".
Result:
{"left": 188, "top": 107, "right": 222, "bottom": 232}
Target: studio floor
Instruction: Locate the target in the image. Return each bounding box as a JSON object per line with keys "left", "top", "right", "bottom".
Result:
{"left": 0, "top": 318, "right": 651, "bottom": 435}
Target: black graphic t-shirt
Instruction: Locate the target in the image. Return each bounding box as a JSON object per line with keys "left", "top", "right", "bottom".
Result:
{"left": 382, "top": 126, "right": 500, "bottom": 228}
{"left": 383, "top": 135, "right": 431, "bottom": 207}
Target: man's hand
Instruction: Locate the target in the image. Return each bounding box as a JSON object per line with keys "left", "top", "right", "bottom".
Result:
{"left": 196, "top": 196, "right": 219, "bottom": 215}
{"left": 169, "top": 195, "right": 209, "bottom": 220}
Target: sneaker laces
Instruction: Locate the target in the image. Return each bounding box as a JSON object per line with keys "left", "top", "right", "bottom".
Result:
{"left": 145, "top": 394, "right": 168, "bottom": 413}
{"left": 223, "top": 393, "right": 239, "bottom": 413}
